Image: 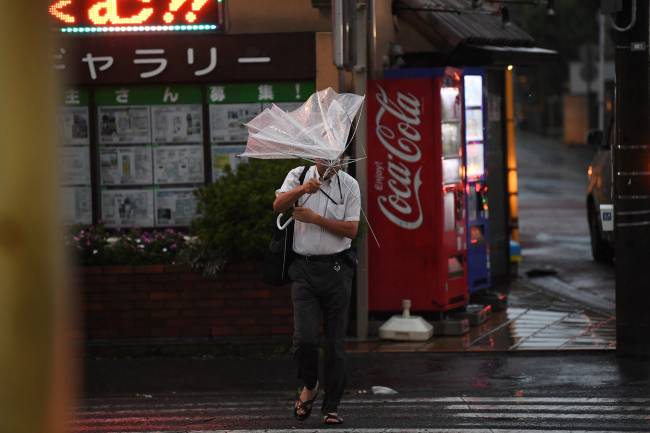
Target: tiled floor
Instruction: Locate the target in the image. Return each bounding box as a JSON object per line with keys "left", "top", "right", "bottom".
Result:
{"left": 347, "top": 281, "right": 616, "bottom": 353}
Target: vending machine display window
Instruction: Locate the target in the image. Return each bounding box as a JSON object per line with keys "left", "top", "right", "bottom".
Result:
{"left": 441, "top": 86, "right": 461, "bottom": 121}
{"left": 443, "top": 156, "right": 461, "bottom": 185}
{"left": 464, "top": 75, "right": 483, "bottom": 107}
{"left": 464, "top": 74, "right": 485, "bottom": 179}
{"left": 466, "top": 143, "right": 485, "bottom": 178}
{"left": 465, "top": 110, "right": 484, "bottom": 142}
{"left": 442, "top": 123, "right": 461, "bottom": 156}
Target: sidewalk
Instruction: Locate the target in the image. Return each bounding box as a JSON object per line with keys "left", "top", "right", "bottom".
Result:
{"left": 347, "top": 278, "right": 615, "bottom": 354}
{"left": 84, "top": 276, "right": 616, "bottom": 362}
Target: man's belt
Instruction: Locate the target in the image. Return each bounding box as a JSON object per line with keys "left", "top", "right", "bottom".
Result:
{"left": 295, "top": 251, "right": 346, "bottom": 263}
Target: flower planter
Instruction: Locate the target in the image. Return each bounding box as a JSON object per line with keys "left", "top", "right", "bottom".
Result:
{"left": 78, "top": 263, "right": 293, "bottom": 339}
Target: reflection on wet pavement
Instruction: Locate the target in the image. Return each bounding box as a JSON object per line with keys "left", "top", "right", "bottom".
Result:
{"left": 347, "top": 282, "right": 616, "bottom": 353}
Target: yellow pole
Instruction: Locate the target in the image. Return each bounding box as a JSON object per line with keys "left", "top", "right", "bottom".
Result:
{"left": 0, "top": 3, "right": 72, "bottom": 433}
{"left": 505, "top": 67, "right": 520, "bottom": 245}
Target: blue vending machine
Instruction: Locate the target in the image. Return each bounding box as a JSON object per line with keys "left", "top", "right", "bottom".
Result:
{"left": 462, "top": 69, "right": 490, "bottom": 294}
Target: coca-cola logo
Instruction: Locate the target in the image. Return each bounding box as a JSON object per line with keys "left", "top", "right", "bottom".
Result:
{"left": 374, "top": 84, "right": 424, "bottom": 230}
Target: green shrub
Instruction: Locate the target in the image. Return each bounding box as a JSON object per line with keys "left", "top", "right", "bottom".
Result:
{"left": 188, "top": 159, "right": 304, "bottom": 277}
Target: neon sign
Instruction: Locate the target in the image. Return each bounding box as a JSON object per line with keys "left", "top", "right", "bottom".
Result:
{"left": 49, "top": 0, "right": 224, "bottom": 33}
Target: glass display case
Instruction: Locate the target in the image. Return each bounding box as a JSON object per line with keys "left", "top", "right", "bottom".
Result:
{"left": 463, "top": 71, "right": 490, "bottom": 293}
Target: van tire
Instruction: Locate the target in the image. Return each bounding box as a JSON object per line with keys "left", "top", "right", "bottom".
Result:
{"left": 588, "top": 205, "right": 614, "bottom": 264}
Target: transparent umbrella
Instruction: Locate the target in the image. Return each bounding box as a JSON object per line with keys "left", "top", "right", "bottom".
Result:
{"left": 241, "top": 87, "right": 364, "bottom": 165}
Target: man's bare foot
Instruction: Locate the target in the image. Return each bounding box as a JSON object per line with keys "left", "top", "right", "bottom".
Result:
{"left": 294, "top": 381, "right": 319, "bottom": 420}
{"left": 323, "top": 412, "right": 344, "bottom": 424}
{"left": 299, "top": 381, "right": 319, "bottom": 402}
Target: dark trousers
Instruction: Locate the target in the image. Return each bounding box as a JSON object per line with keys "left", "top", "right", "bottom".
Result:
{"left": 289, "top": 256, "right": 353, "bottom": 414}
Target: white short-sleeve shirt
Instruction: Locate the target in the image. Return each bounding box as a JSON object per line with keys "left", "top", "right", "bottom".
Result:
{"left": 276, "top": 165, "right": 361, "bottom": 255}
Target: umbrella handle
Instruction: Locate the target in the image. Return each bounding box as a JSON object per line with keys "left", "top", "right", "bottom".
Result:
{"left": 276, "top": 213, "right": 294, "bottom": 230}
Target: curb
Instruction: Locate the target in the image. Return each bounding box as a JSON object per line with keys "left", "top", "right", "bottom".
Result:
{"left": 84, "top": 336, "right": 293, "bottom": 359}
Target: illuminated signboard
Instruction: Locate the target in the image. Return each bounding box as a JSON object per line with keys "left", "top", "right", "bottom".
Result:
{"left": 49, "top": 0, "right": 225, "bottom": 33}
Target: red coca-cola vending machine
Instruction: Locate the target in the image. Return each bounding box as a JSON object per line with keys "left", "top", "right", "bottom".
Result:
{"left": 367, "top": 68, "right": 468, "bottom": 312}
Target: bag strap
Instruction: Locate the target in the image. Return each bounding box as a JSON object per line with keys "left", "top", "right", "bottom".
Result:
{"left": 298, "top": 165, "right": 309, "bottom": 184}
{"left": 294, "top": 166, "right": 309, "bottom": 207}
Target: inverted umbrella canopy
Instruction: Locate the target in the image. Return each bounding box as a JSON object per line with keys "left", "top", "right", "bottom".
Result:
{"left": 241, "top": 87, "right": 364, "bottom": 161}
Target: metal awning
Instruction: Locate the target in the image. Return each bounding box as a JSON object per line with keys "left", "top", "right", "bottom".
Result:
{"left": 396, "top": 0, "right": 557, "bottom": 65}
{"left": 453, "top": 44, "right": 558, "bottom": 65}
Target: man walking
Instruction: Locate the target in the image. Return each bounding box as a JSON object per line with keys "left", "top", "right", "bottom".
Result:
{"left": 273, "top": 160, "right": 360, "bottom": 425}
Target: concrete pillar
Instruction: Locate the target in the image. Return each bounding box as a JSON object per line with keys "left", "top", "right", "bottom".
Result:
{"left": 368, "top": 0, "right": 395, "bottom": 80}
{"left": 613, "top": 0, "right": 650, "bottom": 357}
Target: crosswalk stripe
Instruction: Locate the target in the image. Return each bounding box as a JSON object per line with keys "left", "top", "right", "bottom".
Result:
{"left": 72, "top": 395, "right": 650, "bottom": 433}
{"left": 452, "top": 412, "right": 650, "bottom": 420}
{"left": 172, "top": 430, "right": 650, "bottom": 433}
{"left": 77, "top": 395, "right": 650, "bottom": 409}
{"left": 444, "top": 404, "right": 650, "bottom": 412}
{"left": 453, "top": 396, "right": 650, "bottom": 403}
{"left": 81, "top": 428, "right": 650, "bottom": 433}
{"left": 345, "top": 397, "right": 650, "bottom": 405}
{"left": 75, "top": 397, "right": 650, "bottom": 415}
{"left": 76, "top": 403, "right": 650, "bottom": 418}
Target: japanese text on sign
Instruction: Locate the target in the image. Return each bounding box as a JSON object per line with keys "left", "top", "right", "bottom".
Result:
{"left": 49, "top": 0, "right": 224, "bottom": 33}
{"left": 54, "top": 33, "right": 315, "bottom": 84}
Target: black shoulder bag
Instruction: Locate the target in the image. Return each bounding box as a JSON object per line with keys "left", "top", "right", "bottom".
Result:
{"left": 261, "top": 166, "right": 309, "bottom": 286}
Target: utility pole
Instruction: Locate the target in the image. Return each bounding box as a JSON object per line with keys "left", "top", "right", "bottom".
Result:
{"left": 598, "top": 12, "right": 606, "bottom": 130}
{"left": 333, "top": 0, "right": 393, "bottom": 338}
{"left": 353, "top": 0, "right": 369, "bottom": 340}
{"left": 611, "top": 0, "right": 650, "bottom": 357}
{"left": 505, "top": 66, "right": 520, "bottom": 274}
{"left": 332, "top": 0, "right": 371, "bottom": 339}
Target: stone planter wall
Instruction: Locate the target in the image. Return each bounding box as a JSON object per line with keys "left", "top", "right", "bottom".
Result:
{"left": 78, "top": 264, "right": 293, "bottom": 339}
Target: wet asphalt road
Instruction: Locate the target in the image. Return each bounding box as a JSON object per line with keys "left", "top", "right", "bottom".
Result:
{"left": 516, "top": 132, "right": 615, "bottom": 314}
{"left": 78, "top": 352, "right": 650, "bottom": 432}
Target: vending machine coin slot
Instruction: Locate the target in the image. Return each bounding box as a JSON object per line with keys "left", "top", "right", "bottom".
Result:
{"left": 444, "top": 190, "right": 455, "bottom": 232}
{"left": 448, "top": 255, "right": 464, "bottom": 278}
{"left": 455, "top": 189, "right": 464, "bottom": 223}
{"left": 470, "top": 224, "right": 485, "bottom": 245}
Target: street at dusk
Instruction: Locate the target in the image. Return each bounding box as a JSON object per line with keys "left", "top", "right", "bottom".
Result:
{"left": 2, "top": 2, "right": 650, "bottom": 433}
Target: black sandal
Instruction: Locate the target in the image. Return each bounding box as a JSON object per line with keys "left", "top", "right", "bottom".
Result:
{"left": 323, "top": 412, "right": 344, "bottom": 425}
{"left": 293, "top": 387, "right": 318, "bottom": 421}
